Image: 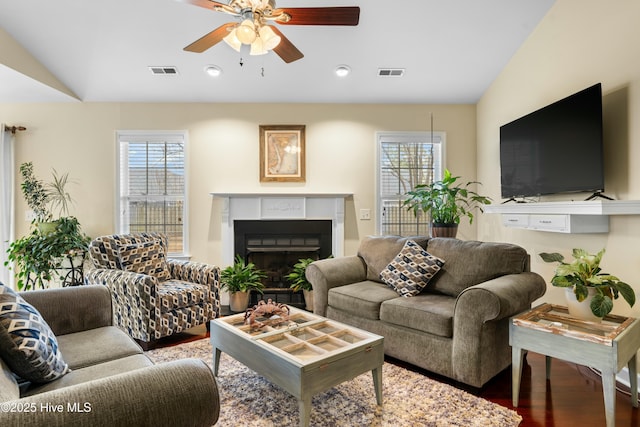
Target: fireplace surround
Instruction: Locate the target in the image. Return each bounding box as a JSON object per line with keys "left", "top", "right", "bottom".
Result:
{"left": 211, "top": 193, "right": 351, "bottom": 307}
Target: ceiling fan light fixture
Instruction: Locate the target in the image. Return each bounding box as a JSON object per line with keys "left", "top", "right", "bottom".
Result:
{"left": 223, "top": 29, "right": 242, "bottom": 52}
{"left": 236, "top": 19, "right": 257, "bottom": 44}
{"left": 259, "top": 25, "right": 281, "bottom": 50}
{"left": 250, "top": 38, "right": 268, "bottom": 55}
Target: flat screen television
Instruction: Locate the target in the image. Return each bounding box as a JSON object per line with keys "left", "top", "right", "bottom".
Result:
{"left": 499, "top": 83, "right": 604, "bottom": 200}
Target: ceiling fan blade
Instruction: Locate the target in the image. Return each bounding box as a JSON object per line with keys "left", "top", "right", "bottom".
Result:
{"left": 176, "top": 0, "right": 230, "bottom": 12}
{"left": 275, "top": 6, "right": 360, "bottom": 26}
{"left": 270, "top": 27, "right": 304, "bottom": 63}
{"left": 183, "top": 22, "right": 236, "bottom": 53}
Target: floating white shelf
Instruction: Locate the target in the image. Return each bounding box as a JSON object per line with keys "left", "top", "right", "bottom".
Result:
{"left": 484, "top": 200, "right": 640, "bottom": 233}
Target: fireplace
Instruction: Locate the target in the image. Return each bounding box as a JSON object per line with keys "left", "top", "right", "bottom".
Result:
{"left": 235, "top": 220, "right": 332, "bottom": 308}
{"left": 210, "top": 192, "right": 351, "bottom": 308}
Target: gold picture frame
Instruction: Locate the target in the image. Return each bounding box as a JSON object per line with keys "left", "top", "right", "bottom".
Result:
{"left": 259, "top": 125, "right": 306, "bottom": 182}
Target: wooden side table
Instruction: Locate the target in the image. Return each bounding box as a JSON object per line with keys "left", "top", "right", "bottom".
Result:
{"left": 510, "top": 304, "right": 640, "bottom": 427}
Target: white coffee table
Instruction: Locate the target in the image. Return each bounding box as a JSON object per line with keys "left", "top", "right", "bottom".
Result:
{"left": 210, "top": 306, "right": 384, "bottom": 427}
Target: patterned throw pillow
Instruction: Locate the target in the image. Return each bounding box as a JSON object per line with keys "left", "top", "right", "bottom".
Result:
{"left": 0, "top": 284, "right": 70, "bottom": 383}
{"left": 118, "top": 239, "right": 171, "bottom": 281}
{"left": 380, "top": 240, "right": 445, "bottom": 297}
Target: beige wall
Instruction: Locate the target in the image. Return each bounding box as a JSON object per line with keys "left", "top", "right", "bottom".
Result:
{"left": 477, "top": 0, "right": 640, "bottom": 318}
{"left": 1, "top": 102, "right": 476, "bottom": 269}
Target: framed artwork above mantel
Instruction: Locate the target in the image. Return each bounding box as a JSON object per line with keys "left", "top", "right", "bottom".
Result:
{"left": 259, "top": 125, "right": 305, "bottom": 182}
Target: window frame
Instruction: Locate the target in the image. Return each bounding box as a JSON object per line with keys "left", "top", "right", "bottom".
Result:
{"left": 375, "top": 131, "right": 446, "bottom": 236}
{"left": 115, "top": 130, "right": 189, "bottom": 258}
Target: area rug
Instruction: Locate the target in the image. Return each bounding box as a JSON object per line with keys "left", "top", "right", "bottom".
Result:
{"left": 146, "top": 338, "right": 522, "bottom": 426}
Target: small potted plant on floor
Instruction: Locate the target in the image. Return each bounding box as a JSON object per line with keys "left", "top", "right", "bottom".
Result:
{"left": 286, "top": 257, "right": 316, "bottom": 311}
{"left": 403, "top": 169, "right": 491, "bottom": 238}
{"left": 220, "top": 255, "right": 267, "bottom": 312}
{"left": 539, "top": 248, "right": 635, "bottom": 320}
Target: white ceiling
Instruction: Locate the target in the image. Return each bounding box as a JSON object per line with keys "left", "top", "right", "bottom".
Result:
{"left": 0, "top": 0, "right": 555, "bottom": 104}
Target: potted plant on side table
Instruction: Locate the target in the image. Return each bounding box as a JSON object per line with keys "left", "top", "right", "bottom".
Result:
{"left": 539, "top": 248, "right": 635, "bottom": 321}
{"left": 5, "top": 163, "right": 90, "bottom": 290}
{"left": 220, "top": 255, "right": 266, "bottom": 312}
{"left": 403, "top": 169, "right": 491, "bottom": 238}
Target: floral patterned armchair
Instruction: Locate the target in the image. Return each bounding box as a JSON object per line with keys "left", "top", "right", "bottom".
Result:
{"left": 85, "top": 232, "right": 220, "bottom": 349}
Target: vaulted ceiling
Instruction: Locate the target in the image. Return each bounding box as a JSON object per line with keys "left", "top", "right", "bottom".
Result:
{"left": 0, "top": 0, "right": 555, "bottom": 103}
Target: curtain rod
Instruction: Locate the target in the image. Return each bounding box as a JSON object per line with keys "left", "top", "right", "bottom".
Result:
{"left": 4, "top": 125, "right": 27, "bottom": 134}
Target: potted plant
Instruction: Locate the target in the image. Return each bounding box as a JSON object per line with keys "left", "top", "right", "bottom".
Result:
{"left": 220, "top": 255, "right": 267, "bottom": 312}
{"left": 403, "top": 169, "right": 492, "bottom": 237}
{"left": 286, "top": 257, "right": 315, "bottom": 311}
{"left": 19, "top": 162, "right": 51, "bottom": 224}
{"left": 6, "top": 162, "right": 90, "bottom": 290}
{"left": 539, "top": 248, "right": 635, "bottom": 320}
{"left": 5, "top": 217, "right": 91, "bottom": 290}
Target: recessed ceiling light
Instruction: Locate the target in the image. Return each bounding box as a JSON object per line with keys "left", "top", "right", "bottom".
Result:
{"left": 335, "top": 65, "right": 351, "bottom": 77}
{"left": 205, "top": 65, "right": 222, "bottom": 77}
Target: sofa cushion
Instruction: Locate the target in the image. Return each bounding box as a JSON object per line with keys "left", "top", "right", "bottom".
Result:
{"left": 0, "top": 357, "right": 19, "bottom": 402}
{"left": 118, "top": 239, "right": 171, "bottom": 281}
{"left": 56, "top": 326, "right": 143, "bottom": 370}
{"left": 426, "top": 238, "right": 528, "bottom": 297}
{"left": 380, "top": 293, "right": 456, "bottom": 338}
{"left": 358, "top": 235, "right": 429, "bottom": 283}
{"left": 158, "top": 281, "right": 209, "bottom": 313}
{"left": 327, "top": 281, "right": 399, "bottom": 320}
{"left": 0, "top": 284, "right": 69, "bottom": 383}
{"left": 380, "top": 240, "right": 445, "bottom": 297}
{"left": 22, "top": 354, "right": 153, "bottom": 397}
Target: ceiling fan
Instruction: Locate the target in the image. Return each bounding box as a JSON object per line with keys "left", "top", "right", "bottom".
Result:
{"left": 178, "top": 0, "right": 360, "bottom": 63}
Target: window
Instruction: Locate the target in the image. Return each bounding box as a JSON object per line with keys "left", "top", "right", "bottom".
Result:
{"left": 117, "top": 131, "right": 188, "bottom": 256}
{"left": 377, "top": 131, "right": 444, "bottom": 236}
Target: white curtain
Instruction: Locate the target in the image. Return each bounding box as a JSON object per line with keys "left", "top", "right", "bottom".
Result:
{"left": 0, "top": 124, "right": 15, "bottom": 288}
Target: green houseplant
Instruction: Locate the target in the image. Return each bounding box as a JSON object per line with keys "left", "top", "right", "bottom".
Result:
{"left": 403, "top": 169, "right": 492, "bottom": 237}
{"left": 539, "top": 248, "right": 635, "bottom": 319}
{"left": 286, "top": 257, "right": 315, "bottom": 311}
{"left": 6, "top": 162, "right": 90, "bottom": 290}
{"left": 220, "top": 255, "right": 267, "bottom": 312}
{"left": 5, "top": 217, "right": 91, "bottom": 290}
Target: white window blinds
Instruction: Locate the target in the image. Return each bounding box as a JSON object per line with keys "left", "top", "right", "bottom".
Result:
{"left": 377, "top": 131, "right": 444, "bottom": 236}
{"left": 117, "top": 132, "right": 187, "bottom": 255}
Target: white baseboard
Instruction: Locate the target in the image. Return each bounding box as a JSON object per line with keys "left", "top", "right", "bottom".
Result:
{"left": 617, "top": 367, "right": 640, "bottom": 392}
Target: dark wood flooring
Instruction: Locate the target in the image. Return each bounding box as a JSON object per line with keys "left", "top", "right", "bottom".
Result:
{"left": 158, "top": 325, "right": 639, "bottom": 426}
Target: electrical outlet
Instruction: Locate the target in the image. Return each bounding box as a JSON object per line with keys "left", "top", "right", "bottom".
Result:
{"left": 359, "top": 209, "right": 371, "bottom": 220}
{"left": 25, "top": 210, "right": 36, "bottom": 222}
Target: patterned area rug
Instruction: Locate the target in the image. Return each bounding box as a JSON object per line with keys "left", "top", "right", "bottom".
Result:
{"left": 146, "top": 338, "right": 522, "bottom": 426}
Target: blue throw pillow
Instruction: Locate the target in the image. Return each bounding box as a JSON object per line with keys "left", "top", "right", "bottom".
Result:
{"left": 0, "top": 283, "right": 69, "bottom": 383}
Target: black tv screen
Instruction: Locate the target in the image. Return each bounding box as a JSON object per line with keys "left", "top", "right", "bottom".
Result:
{"left": 500, "top": 83, "right": 604, "bottom": 200}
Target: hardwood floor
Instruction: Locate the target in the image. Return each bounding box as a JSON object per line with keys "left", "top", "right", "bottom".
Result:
{"left": 160, "top": 325, "right": 639, "bottom": 426}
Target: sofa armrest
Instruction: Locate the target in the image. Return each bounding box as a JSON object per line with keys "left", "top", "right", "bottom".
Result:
{"left": 166, "top": 260, "right": 221, "bottom": 318}
{"left": 451, "top": 272, "right": 546, "bottom": 386}
{"left": 455, "top": 272, "right": 547, "bottom": 323}
{"left": 20, "top": 285, "right": 112, "bottom": 336}
{"left": 0, "top": 359, "right": 219, "bottom": 427}
{"left": 305, "top": 256, "right": 367, "bottom": 316}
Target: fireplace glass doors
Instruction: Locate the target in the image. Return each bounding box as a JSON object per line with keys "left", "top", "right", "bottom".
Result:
{"left": 234, "top": 220, "right": 332, "bottom": 309}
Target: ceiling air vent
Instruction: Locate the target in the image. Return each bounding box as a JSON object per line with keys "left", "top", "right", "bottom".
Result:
{"left": 377, "top": 68, "right": 405, "bottom": 77}
{"left": 149, "top": 66, "right": 179, "bottom": 75}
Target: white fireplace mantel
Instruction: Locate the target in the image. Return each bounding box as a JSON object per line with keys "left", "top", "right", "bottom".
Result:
{"left": 210, "top": 193, "right": 352, "bottom": 266}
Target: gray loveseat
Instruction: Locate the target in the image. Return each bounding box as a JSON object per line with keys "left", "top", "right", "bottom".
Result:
{"left": 0, "top": 285, "right": 219, "bottom": 427}
{"left": 306, "top": 236, "right": 546, "bottom": 388}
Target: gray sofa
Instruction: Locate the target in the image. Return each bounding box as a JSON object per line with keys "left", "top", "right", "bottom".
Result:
{"left": 306, "top": 236, "right": 546, "bottom": 388}
{"left": 0, "top": 285, "right": 219, "bottom": 427}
